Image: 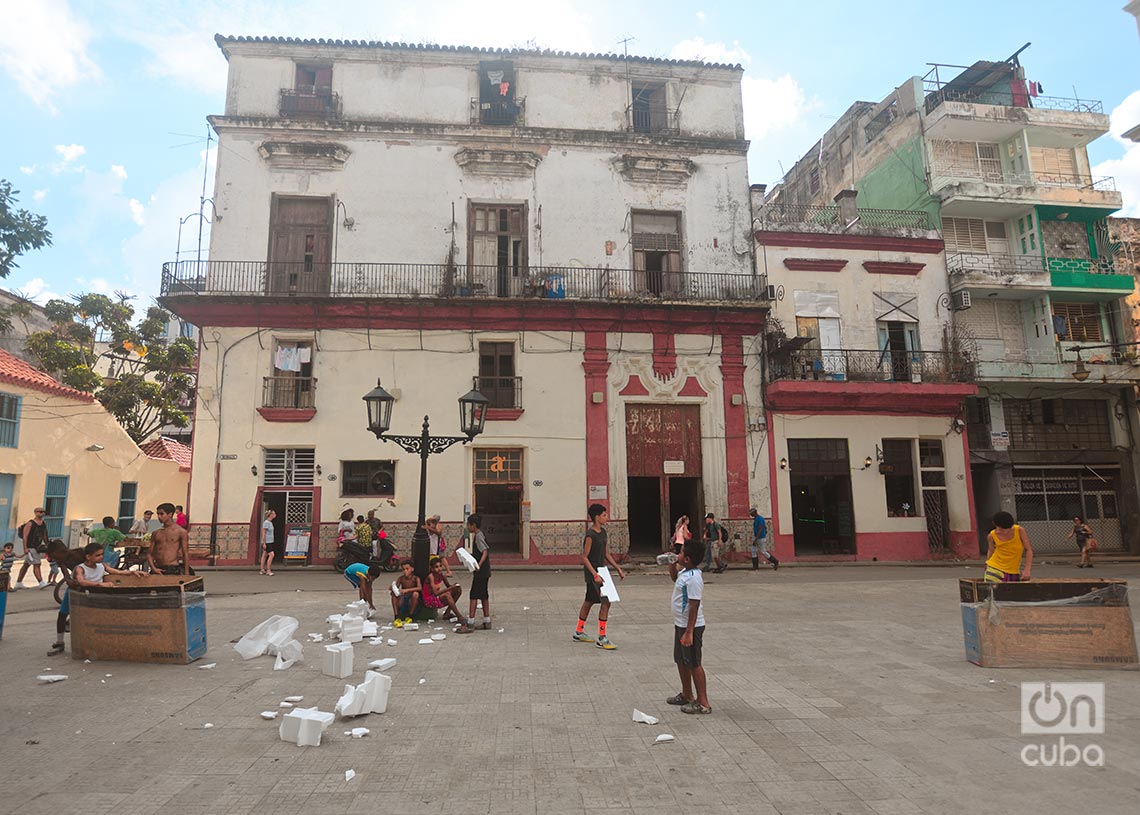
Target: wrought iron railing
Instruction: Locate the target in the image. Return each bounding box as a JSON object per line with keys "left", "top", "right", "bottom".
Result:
{"left": 473, "top": 376, "right": 522, "bottom": 409}
{"left": 929, "top": 158, "right": 1033, "bottom": 187}
{"left": 161, "top": 261, "right": 770, "bottom": 305}
{"left": 947, "top": 252, "right": 1048, "bottom": 279}
{"left": 770, "top": 348, "right": 975, "bottom": 384}
{"left": 1046, "top": 256, "right": 1123, "bottom": 275}
{"left": 470, "top": 97, "right": 525, "bottom": 126}
{"left": 629, "top": 106, "right": 680, "bottom": 135}
{"left": 263, "top": 376, "right": 316, "bottom": 409}
{"left": 279, "top": 88, "right": 341, "bottom": 118}
{"left": 755, "top": 204, "right": 935, "bottom": 230}
{"left": 1034, "top": 173, "right": 1116, "bottom": 192}
{"left": 924, "top": 87, "right": 1103, "bottom": 115}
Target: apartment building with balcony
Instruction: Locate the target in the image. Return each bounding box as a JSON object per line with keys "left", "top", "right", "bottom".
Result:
{"left": 777, "top": 52, "right": 1140, "bottom": 554}
{"left": 159, "top": 35, "right": 768, "bottom": 566}
{"left": 754, "top": 189, "right": 977, "bottom": 561}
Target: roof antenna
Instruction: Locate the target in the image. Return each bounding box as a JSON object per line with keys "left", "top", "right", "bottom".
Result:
{"left": 617, "top": 35, "right": 635, "bottom": 57}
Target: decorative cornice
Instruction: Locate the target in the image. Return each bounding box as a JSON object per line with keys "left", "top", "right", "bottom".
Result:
{"left": 258, "top": 141, "right": 350, "bottom": 169}
{"left": 755, "top": 230, "right": 945, "bottom": 254}
{"left": 863, "top": 261, "right": 925, "bottom": 276}
{"left": 454, "top": 147, "right": 543, "bottom": 177}
{"left": 257, "top": 407, "right": 317, "bottom": 422}
{"left": 782, "top": 258, "right": 848, "bottom": 272}
{"left": 614, "top": 154, "right": 695, "bottom": 186}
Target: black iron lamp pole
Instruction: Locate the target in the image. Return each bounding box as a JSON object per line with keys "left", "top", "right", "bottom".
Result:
{"left": 363, "top": 382, "right": 488, "bottom": 578}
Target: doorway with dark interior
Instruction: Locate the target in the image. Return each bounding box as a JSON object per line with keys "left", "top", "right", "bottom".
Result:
{"left": 668, "top": 476, "right": 702, "bottom": 548}
{"left": 787, "top": 438, "right": 856, "bottom": 555}
{"left": 261, "top": 491, "right": 287, "bottom": 563}
{"left": 475, "top": 483, "right": 522, "bottom": 555}
{"left": 627, "top": 477, "right": 663, "bottom": 554}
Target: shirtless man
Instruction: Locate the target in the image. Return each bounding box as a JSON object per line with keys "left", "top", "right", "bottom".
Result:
{"left": 147, "top": 502, "right": 192, "bottom": 575}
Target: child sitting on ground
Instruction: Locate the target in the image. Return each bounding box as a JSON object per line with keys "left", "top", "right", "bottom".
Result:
{"left": 422, "top": 555, "right": 472, "bottom": 633}
{"left": 344, "top": 561, "right": 381, "bottom": 610}
{"left": 391, "top": 559, "right": 421, "bottom": 626}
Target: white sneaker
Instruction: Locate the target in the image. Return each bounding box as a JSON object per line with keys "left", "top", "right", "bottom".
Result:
{"left": 37, "top": 581, "right": 48, "bottom": 589}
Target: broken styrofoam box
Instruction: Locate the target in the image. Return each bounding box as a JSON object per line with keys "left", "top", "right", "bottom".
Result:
{"left": 279, "top": 702, "right": 295, "bottom": 709}
{"left": 279, "top": 707, "right": 335, "bottom": 747}
{"left": 260, "top": 711, "right": 278, "bottom": 720}
{"left": 361, "top": 621, "right": 378, "bottom": 637}
{"left": 322, "top": 642, "right": 355, "bottom": 679}
{"left": 234, "top": 615, "right": 301, "bottom": 660}
{"left": 274, "top": 639, "right": 304, "bottom": 671}
{"left": 598, "top": 566, "right": 620, "bottom": 603}
{"left": 631, "top": 709, "right": 659, "bottom": 725}
{"left": 37, "top": 675, "right": 68, "bottom": 683}
{"left": 386, "top": 639, "right": 398, "bottom": 647}
{"left": 456, "top": 547, "right": 478, "bottom": 572}
{"left": 368, "top": 657, "right": 397, "bottom": 671}
{"left": 283, "top": 696, "right": 304, "bottom": 703}
{"left": 418, "top": 638, "right": 434, "bottom": 645}
{"left": 335, "top": 670, "right": 393, "bottom": 718}
{"left": 339, "top": 618, "right": 364, "bottom": 644}
{"left": 345, "top": 599, "right": 370, "bottom": 619}
{"left": 391, "top": 581, "right": 401, "bottom": 597}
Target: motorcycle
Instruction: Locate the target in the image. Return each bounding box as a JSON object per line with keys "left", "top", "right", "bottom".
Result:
{"left": 333, "top": 536, "right": 399, "bottom": 573}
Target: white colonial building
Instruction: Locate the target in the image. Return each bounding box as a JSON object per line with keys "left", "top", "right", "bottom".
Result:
{"left": 161, "top": 35, "right": 769, "bottom": 565}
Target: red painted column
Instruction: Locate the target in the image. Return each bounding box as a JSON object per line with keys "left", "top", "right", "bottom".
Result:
{"left": 582, "top": 331, "right": 612, "bottom": 510}
{"left": 720, "top": 334, "right": 750, "bottom": 517}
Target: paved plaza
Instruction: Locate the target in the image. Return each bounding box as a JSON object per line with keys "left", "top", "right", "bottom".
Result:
{"left": 2, "top": 563, "right": 1139, "bottom": 815}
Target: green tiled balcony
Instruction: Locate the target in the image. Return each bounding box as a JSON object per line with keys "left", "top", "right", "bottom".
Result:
{"left": 1048, "top": 256, "right": 1134, "bottom": 291}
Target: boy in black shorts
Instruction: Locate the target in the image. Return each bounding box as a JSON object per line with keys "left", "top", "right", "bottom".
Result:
{"left": 573, "top": 503, "right": 625, "bottom": 650}
{"left": 465, "top": 513, "right": 492, "bottom": 629}
{"left": 667, "top": 538, "right": 711, "bottom": 714}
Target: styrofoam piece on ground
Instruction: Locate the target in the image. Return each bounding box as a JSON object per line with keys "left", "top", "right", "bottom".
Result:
{"left": 598, "top": 566, "right": 620, "bottom": 603}
{"left": 380, "top": 625, "right": 392, "bottom": 632}
{"left": 391, "top": 581, "right": 400, "bottom": 597}
{"left": 234, "top": 615, "right": 300, "bottom": 660}
{"left": 335, "top": 670, "right": 392, "bottom": 718}
{"left": 198, "top": 663, "right": 217, "bottom": 670}
{"left": 307, "top": 633, "right": 324, "bottom": 642}
{"left": 284, "top": 695, "right": 304, "bottom": 702}
{"left": 322, "top": 642, "right": 354, "bottom": 679}
{"left": 361, "top": 621, "right": 378, "bottom": 637}
{"left": 203, "top": 723, "right": 214, "bottom": 729}
{"left": 631, "top": 708, "right": 658, "bottom": 725}
{"left": 260, "top": 711, "right": 278, "bottom": 720}
{"left": 368, "top": 657, "right": 397, "bottom": 671}
{"left": 347, "top": 727, "right": 370, "bottom": 738}
{"left": 523, "top": 606, "right": 530, "bottom": 611}
{"left": 417, "top": 638, "right": 433, "bottom": 645}
{"left": 498, "top": 628, "right": 505, "bottom": 633}
{"left": 37, "top": 675, "right": 68, "bottom": 683}
{"left": 430, "top": 633, "right": 446, "bottom": 641}
{"left": 418, "top": 678, "right": 426, "bottom": 684}
{"left": 344, "top": 599, "right": 369, "bottom": 619}
{"left": 279, "top": 707, "right": 335, "bottom": 747}
{"left": 339, "top": 618, "right": 364, "bottom": 644}
{"left": 386, "top": 639, "right": 398, "bottom": 646}
{"left": 345, "top": 770, "right": 356, "bottom": 781}
{"left": 369, "top": 637, "right": 384, "bottom": 645}
{"left": 654, "top": 734, "right": 675, "bottom": 743}
{"left": 456, "top": 547, "right": 478, "bottom": 572}
{"left": 402, "top": 622, "right": 419, "bottom": 631}
{"left": 274, "top": 639, "right": 304, "bottom": 671}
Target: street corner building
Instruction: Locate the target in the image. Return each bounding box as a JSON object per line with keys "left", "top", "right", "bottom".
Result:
{"left": 0, "top": 349, "right": 190, "bottom": 546}
{"left": 159, "top": 36, "right": 771, "bottom": 566}
{"left": 772, "top": 49, "right": 1139, "bottom": 558}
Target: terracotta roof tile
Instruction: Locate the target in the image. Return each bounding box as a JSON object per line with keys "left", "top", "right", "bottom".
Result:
{"left": 140, "top": 437, "right": 193, "bottom": 471}
{"left": 0, "top": 349, "right": 95, "bottom": 401}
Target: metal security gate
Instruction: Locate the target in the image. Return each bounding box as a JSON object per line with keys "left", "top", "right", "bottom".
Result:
{"left": 1013, "top": 467, "right": 1123, "bottom": 553}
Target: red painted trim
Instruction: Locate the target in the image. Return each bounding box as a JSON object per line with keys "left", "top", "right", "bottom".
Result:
{"left": 618, "top": 375, "right": 649, "bottom": 396}
{"left": 677, "top": 376, "right": 707, "bottom": 397}
{"left": 863, "top": 261, "right": 925, "bottom": 276}
{"left": 486, "top": 407, "right": 524, "bottom": 421}
{"left": 161, "top": 297, "right": 768, "bottom": 334}
{"left": 767, "top": 380, "right": 977, "bottom": 414}
{"left": 256, "top": 407, "right": 317, "bottom": 422}
{"left": 783, "top": 258, "right": 848, "bottom": 272}
{"left": 768, "top": 418, "right": 782, "bottom": 559}
{"left": 720, "top": 334, "right": 750, "bottom": 517}
{"left": 652, "top": 331, "right": 677, "bottom": 380}
{"left": 755, "top": 230, "right": 945, "bottom": 254}
{"left": 583, "top": 332, "right": 611, "bottom": 512}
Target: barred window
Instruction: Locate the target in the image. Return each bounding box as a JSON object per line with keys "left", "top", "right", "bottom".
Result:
{"left": 1003, "top": 399, "right": 1112, "bottom": 451}
{"left": 473, "top": 449, "right": 523, "bottom": 482}
{"left": 1052, "top": 302, "right": 1103, "bottom": 342}
{"left": 263, "top": 448, "right": 316, "bottom": 486}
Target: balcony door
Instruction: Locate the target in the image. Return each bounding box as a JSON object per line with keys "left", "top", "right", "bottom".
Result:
{"left": 632, "top": 211, "right": 683, "bottom": 297}
{"left": 469, "top": 203, "right": 527, "bottom": 297}
{"left": 268, "top": 196, "right": 333, "bottom": 296}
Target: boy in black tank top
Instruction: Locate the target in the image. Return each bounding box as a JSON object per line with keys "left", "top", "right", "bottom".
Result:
{"left": 573, "top": 504, "right": 625, "bottom": 650}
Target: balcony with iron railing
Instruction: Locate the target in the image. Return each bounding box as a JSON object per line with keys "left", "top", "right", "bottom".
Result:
{"left": 470, "top": 97, "right": 525, "bottom": 126}
{"left": 947, "top": 252, "right": 1050, "bottom": 289}
{"left": 262, "top": 376, "right": 316, "bottom": 409}
{"left": 628, "top": 106, "right": 680, "bottom": 135}
{"left": 279, "top": 87, "right": 341, "bottom": 119}
{"left": 754, "top": 204, "right": 936, "bottom": 231}
{"left": 769, "top": 348, "right": 975, "bottom": 385}
{"left": 160, "top": 261, "right": 770, "bottom": 307}
{"left": 923, "top": 86, "right": 1104, "bottom": 116}
{"left": 474, "top": 375, "right": 522, "bottom": 410}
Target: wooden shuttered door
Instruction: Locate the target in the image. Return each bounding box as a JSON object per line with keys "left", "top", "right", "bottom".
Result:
{"left": 268, "top": 197, "right": 333, "bottom": 295}
{"left": 1030, "top": 147, "right": 1078, "bottom": 181}
{"left": 631, "top": 212, "right": 682, "bottom": 296}
{"left": 943, "top": 217, "right": 987, "bottom": 253}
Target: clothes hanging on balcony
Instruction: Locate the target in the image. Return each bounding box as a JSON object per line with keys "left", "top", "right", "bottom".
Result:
{"left": 499, "top": 81, "right": 510, "bottom": 97}
{"left": 486, "top": 70, "right": 504, "bottom": 84}
{"left": 1052, "top": 315, "right": 1068, "bottom": 339}
{"left": 275, "top": 345, "right": 302, "bottom": 372}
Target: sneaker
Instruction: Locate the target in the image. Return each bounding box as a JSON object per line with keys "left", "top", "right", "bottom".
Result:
{"left": 595, "top": 636, "right": 617, "bottom": 650}
{"left": 38, "top": 580, "right": 48, "bottom": 589}
{"left": 393, "top": 619, "right": 404, "bottom": 628}
{"left": 47, "top": 642, "right": 65, "bottom": 656}
{"left": 572, "top": 631, "right": 595, "bottom": 643}
{"left": 681, "top": 701, "right": 712, "bottom": 715}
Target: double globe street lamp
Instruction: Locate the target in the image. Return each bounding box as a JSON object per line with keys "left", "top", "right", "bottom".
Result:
{"left": 362, "top": 381, "right": 489, "bottom": 577}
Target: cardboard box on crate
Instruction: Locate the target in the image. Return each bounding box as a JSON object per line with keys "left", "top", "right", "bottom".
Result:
{"left": 960, "top": 578, "right": 1138, "bottom": 670}
{"left": 70, "top": 574, "right": 207, "bottom": 664}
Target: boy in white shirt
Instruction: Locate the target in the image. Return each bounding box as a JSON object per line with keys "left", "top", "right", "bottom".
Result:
{"left": 666, "top": 539, "right": 712, "bottom": 714}
{"left": 72, "top": 542, "right": 143, "bottom": 589}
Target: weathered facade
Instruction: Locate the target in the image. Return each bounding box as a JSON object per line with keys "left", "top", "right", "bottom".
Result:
{"left": 777, "top": 54, "right": 1140, "bottom": 553}
{"left": 162, "top": 36, "right": 769, "bottom": 565}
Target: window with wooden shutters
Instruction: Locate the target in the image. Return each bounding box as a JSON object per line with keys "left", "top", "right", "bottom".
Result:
{"left": 1030, "top": 146, "right": 1078, "bottom": 183}
{"left": 469, "top": 203, "right": 527, "bottom": 297}
{"left": 0, "top": 391, "right": 20, "bottom": 448}
{"left": 263, "top": 448, "right": 316, "bottom": 487}
{"left": 943, "top": 217, "right": 987, "bottom": 253}
{"left": 1052, "top": 302, "right": 1103, "bottom": 342}
{"left": 631, "top": 211, "right": 683, "bottom": 295}
{"left": 478, "top": 342, "right": 519, "bottom": 408}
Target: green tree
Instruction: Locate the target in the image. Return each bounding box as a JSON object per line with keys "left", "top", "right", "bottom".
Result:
{"left": 0, "top": 179, "right": 52, "bottom": 278}
{"left": 25, "top": 292, "right": 196, "bottom": 443}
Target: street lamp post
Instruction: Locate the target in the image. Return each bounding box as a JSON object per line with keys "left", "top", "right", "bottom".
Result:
{"left": 363, "top": 381, "right": 489, "bottom": 578}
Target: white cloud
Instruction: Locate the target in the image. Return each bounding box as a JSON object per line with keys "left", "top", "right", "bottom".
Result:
{"left": 0, "top": 0, "right": 101, "bottom": 112}
{"left": 128, "top": 198, "right": 146, "bottom": 226}
{"left": 55, "top": 143, "right": 86, "bottom": 163}
{"left": 742, "top": 74, "right": 811, "bottom": 140}
{"left": 695, "top": 11, "right": 707, "bottom": 24}
{"left": 13, "top": 277, "right": 63, "bottom": 305}
{"left": 112, "top": 165, "right": 128, "bottom": 180}
{"left": 670, "top": 37, "right": 750, "bottom": 66}
{"left": 33, "top": 189, "right": 48, "bottom": 203}
{"left": 1092, "top": 91, "right": 1140, "bottom": 217}
{"left": 19, "top": 165, "right": 36, "bottom": 175}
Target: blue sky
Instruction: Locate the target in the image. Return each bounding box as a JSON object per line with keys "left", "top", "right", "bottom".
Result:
{"left": 3, "top": 0, "right": 1138, "bottom": 308}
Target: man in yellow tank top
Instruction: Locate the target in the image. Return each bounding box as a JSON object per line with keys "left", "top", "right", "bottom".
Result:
{"left": 984, "top": 511, "right": 1033, "bottom": 584}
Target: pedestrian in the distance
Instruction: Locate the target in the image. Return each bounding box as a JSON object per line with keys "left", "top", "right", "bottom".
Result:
{"left": 574, "top": 503, "right": 624, "bottom": 649}
{"left": 671, "top": 515, "right": 691, "bottom": 556}
{"left": 88, "top": 516, "right": 126, "bottom": 569}
{"left": 984, "top": 511, "right": 1032, "bottom": 584}
{"left": 1066, "top": 516, "right": 1096, "bottom": 569}
{"left": 465, "top": 513, "right": 492, "bottom": 630}
{"left": 667, "top": 537, "right": 712, "bottom": 714}
{"left": 259, "top": 509, "right": 276, "bottom": 576}
{"left": 15, "top": 507, "right": 49, "bottom": 589}
{"left": 175, "top": 506, "right": 189, "bottom": 529}
{"left": 749, "top": 508, "right": 778, "bottom": 571}
{"left": 702, "top": 512, "right": 727, "bottom": 573}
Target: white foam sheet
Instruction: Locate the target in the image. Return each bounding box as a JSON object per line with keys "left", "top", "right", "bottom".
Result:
{"left": 598, "top": 566, "right": 620, "bottom": 602}
{"left": 456, "top": 547, "right": 478, "bottom": 572}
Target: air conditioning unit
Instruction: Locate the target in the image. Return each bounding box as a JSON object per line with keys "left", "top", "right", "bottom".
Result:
{"left": 952, "top": 290, "right": 972, "bottom": 311}
{"left": 765, "top": 284, "right": 777, "bottom": 300}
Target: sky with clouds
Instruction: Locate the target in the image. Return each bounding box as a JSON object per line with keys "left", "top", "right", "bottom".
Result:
{"left": 3, "top": 0, "right": 1138, "bottom": 308}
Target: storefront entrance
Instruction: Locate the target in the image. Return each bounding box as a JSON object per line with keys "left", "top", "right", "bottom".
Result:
{"left": 787, "top": 439, "right": 855, "bottom": 555}
{"left": 473, "top": 448, "right": 524, "bottom": 554}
